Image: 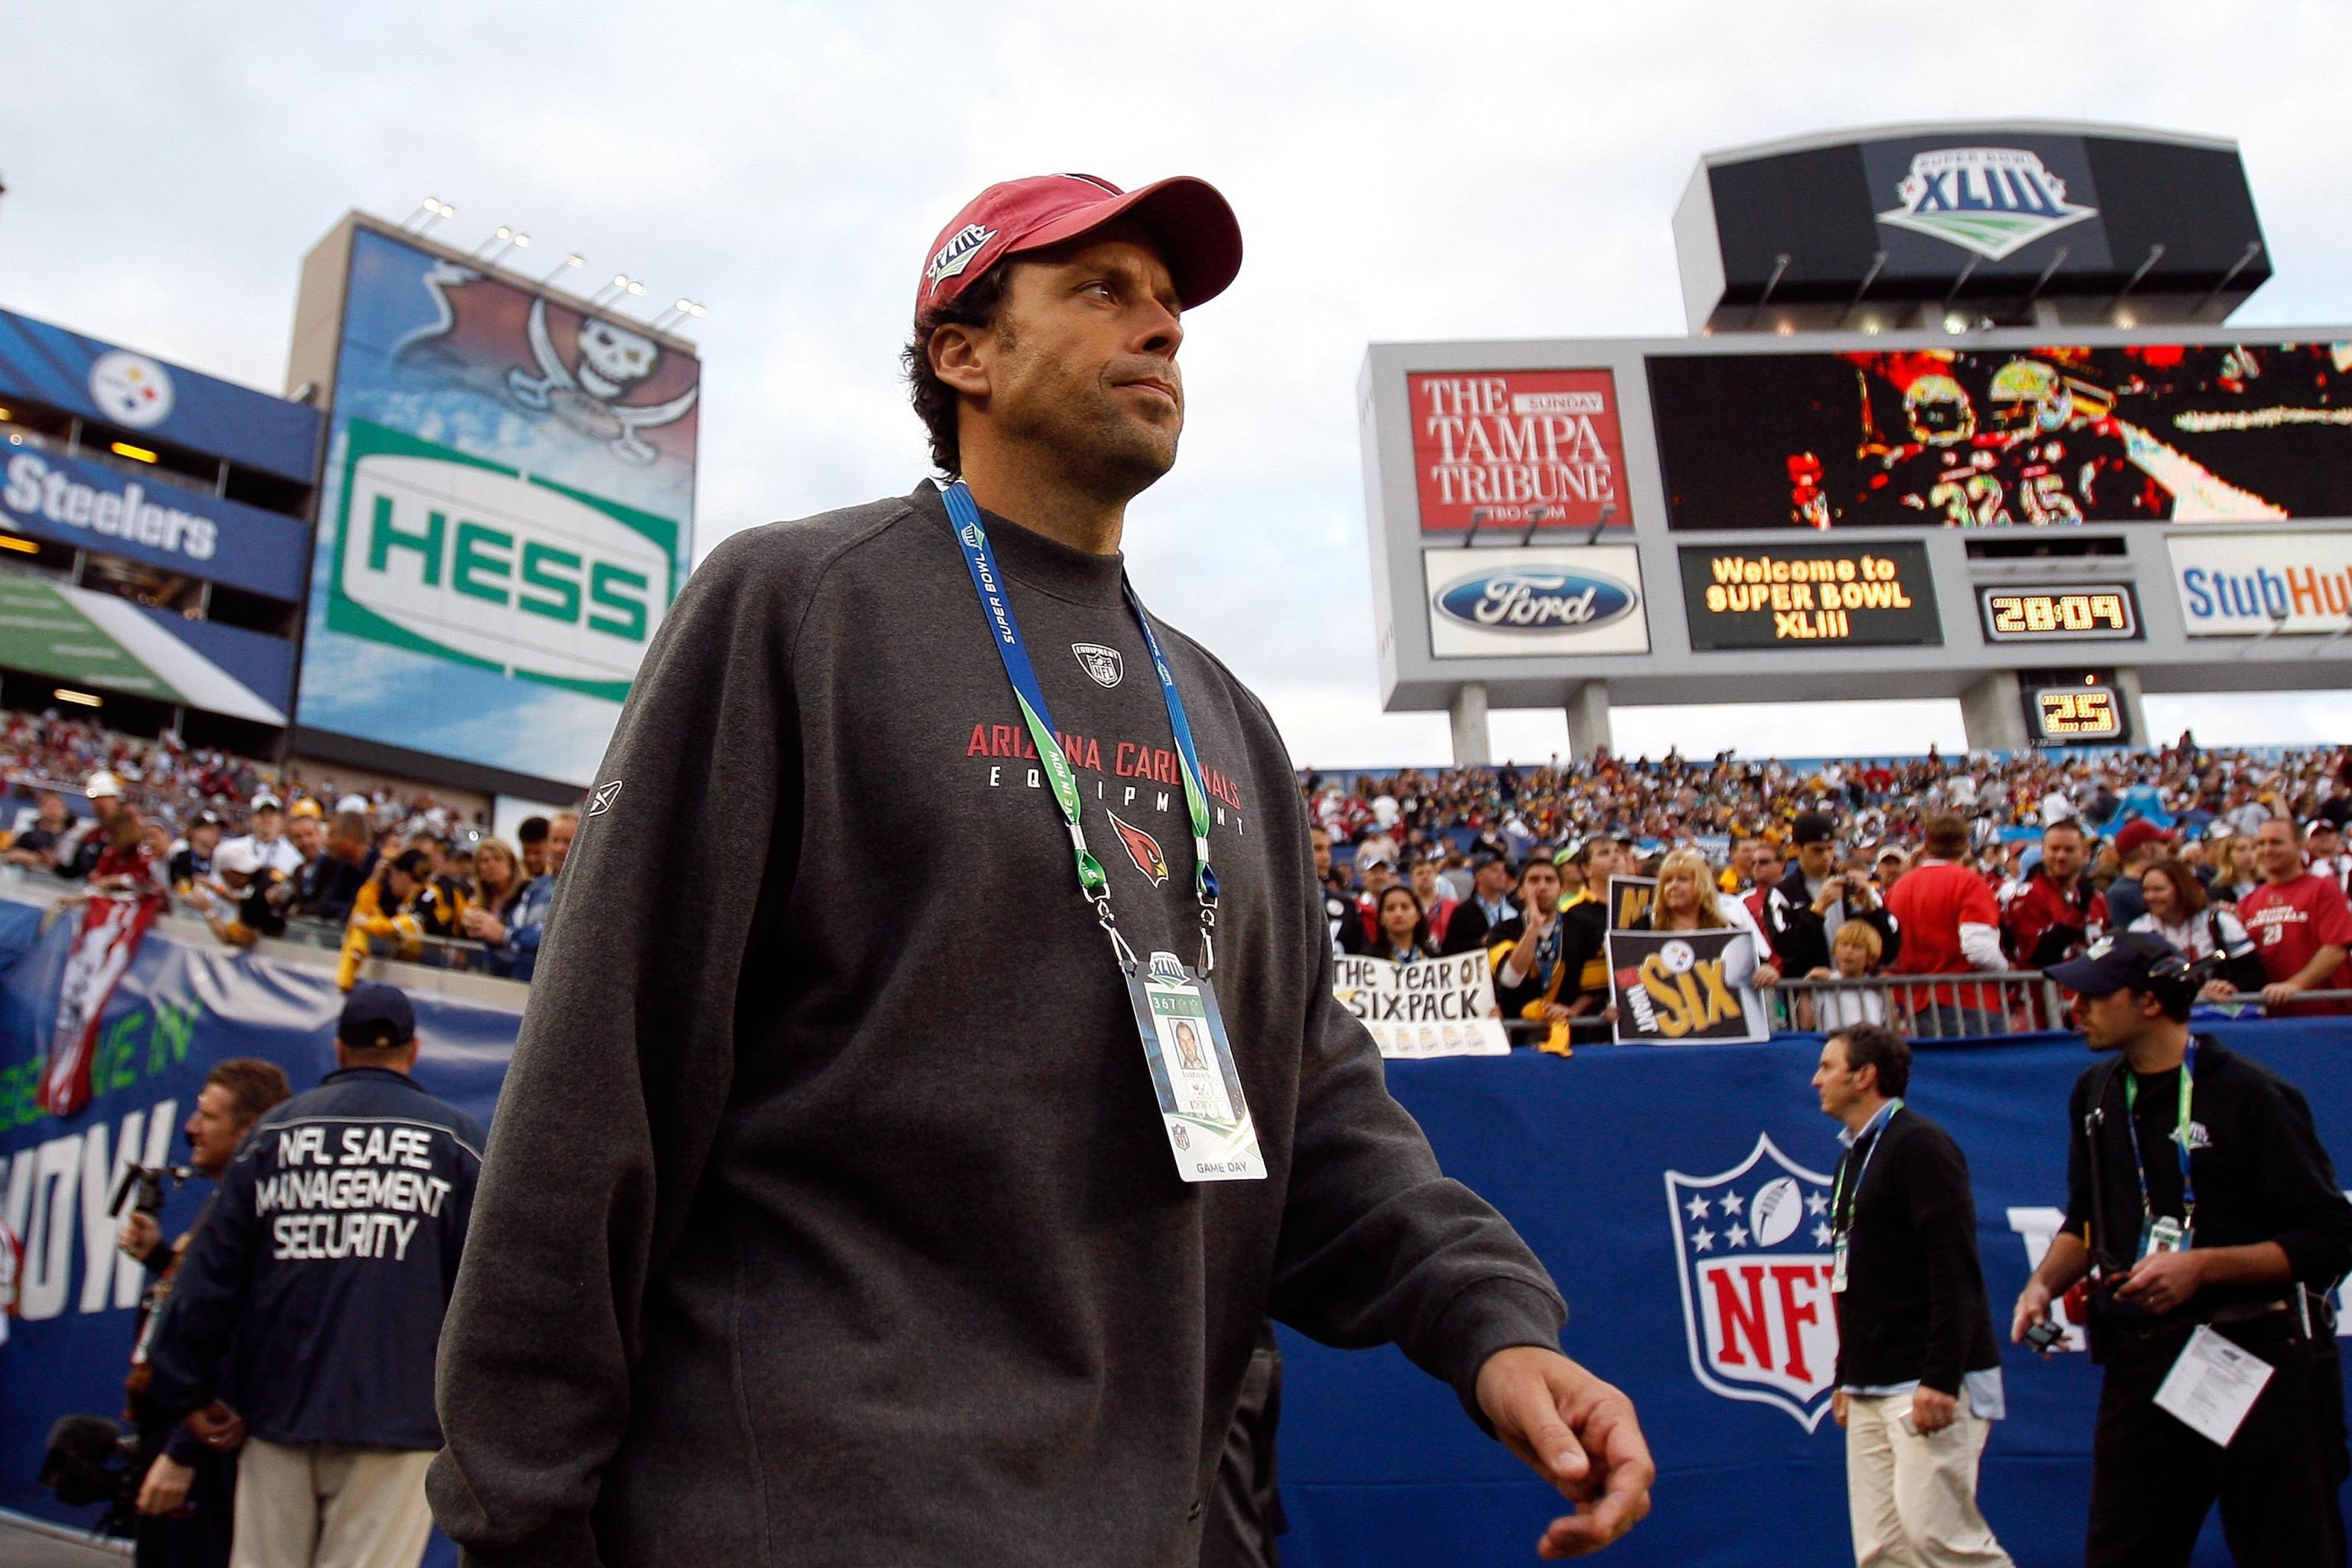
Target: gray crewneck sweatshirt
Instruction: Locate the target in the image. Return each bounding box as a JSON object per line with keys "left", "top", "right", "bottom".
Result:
{"left": 427, "top": 485, "right": 1566, "bottom": 1566}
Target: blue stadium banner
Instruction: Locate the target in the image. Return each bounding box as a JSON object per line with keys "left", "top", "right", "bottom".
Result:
{"left": 0, "top": 309, "right": 319, "bottom": 485}
{"left": 1, "top": 443, "right": 311, "bottom": 603}
{"left": 2, "top": 902, "right": 2344, "bottom": 1567}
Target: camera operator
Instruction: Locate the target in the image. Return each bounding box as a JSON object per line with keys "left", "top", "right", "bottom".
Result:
{"left": 2011, "top": 931, "right": 2352, "bottom": 1566}
{"left": 117, "top": 1057, "right": 292, "bottom": 1568}
{"left": 143, "top": 985, "right": 483, "bottom": 1568}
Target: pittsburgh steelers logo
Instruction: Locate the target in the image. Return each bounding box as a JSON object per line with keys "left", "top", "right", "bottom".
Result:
{"left": 88, "top": 351, "right": 175, "bottom": 430}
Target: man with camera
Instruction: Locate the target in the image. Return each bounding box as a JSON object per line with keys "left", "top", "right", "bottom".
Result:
{"left": 145, "top": 985, "right": 482, "bottom": 1568}
{"left": 2013, "top": 932, "right": 2352, "bottom": 1565}
{"left": 113, "top": 1058, "right": 292, "bottom": 1567}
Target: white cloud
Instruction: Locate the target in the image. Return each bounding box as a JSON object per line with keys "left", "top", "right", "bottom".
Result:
{"left": 3, "top": 1, "right": 2347, "bottom": 763}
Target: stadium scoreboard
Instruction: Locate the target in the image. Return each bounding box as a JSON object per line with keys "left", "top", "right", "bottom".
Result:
{"left": 1357, "top": 122, "right": 2350, "bottom": 760}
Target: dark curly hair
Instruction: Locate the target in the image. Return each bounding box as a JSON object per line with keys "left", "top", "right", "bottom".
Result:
{"left": 900, "top": 266, "right": 1013, "bottom": 476}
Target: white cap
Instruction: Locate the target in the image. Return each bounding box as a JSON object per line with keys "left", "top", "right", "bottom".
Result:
{"left": 214, "top": 840, "right": 265, "bottom": 877}
{"left": 250, "top": 791, "right": 284, "bottom": 812}
{"left": 85, "top": 771, "right": 122, "bottom": 800}
{"left": 335, "top": 794, "right": 371, "bottom": 816}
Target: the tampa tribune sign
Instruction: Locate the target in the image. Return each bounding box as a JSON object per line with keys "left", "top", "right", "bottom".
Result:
{"left": 326, "top": 419, "right": 678, "bottom": 701}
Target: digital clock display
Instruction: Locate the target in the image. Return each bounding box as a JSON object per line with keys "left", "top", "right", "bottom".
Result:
{"left": 1977, "top": 584, "right": 2139, "bottom": 643}
{"left": 2023, "top": 672, "right": 2131, "bottom": 746}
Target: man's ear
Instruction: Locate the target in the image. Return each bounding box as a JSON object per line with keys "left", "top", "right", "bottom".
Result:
{"left": 929, "top": 322, "right": 992, "bottom": 400}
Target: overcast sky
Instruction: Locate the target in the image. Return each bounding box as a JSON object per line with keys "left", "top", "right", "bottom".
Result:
{"left": 6, "top": 2, "right": 2348, "bottom": 768}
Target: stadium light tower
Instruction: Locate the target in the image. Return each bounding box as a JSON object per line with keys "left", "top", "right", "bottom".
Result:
{"left": 649, "top": 298, "right": 709, "bottom": 331}
{"left": 475, "top": 227, "right": 532, "bottom": 266}
{"left": 403, "top": 197, "right": 456, "bottom": 234}
{"left": 587, "top": 273, "right": 635, "bottom": 308}
{"left": 541, "top": 251, "right": 586, "bottom": 287}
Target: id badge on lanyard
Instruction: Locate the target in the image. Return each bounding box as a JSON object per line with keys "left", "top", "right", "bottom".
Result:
{"left": 943, "top": 480, "right": 1263, "bottom": 1184}
{"left": 1828, "top": 1099, "right": 1900, "bottom": 1295}
{"left": 2126, "top": 1045, "right": 2197, "bottom": 1261}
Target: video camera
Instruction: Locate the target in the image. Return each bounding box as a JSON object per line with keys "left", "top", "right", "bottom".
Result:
{"left": 37, "top": 1415, "right": 140, "bottom": 1538}
{"left": 107, "top": 1160, "right": 194, "bottom": 1220}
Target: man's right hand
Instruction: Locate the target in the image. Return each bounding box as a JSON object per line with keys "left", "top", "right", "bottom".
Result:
{"left": 1831, "top": 1389, "right": 1849, "bottom": 1429}
{"left": 2011, "top": 1279, "right": 2053, "bottom": 1345}
{"left": 119, "top": 1212, "right": 161, "bottom": 1259}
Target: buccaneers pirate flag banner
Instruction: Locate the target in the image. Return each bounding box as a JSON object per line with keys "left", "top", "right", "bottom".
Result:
{"left": 41, "top": 891, "right": 165, "bottom": 1117}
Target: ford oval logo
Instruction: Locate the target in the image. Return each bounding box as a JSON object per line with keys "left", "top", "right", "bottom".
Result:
{"left": 1432, "top": 569, "right": 1638, "bottom": 632}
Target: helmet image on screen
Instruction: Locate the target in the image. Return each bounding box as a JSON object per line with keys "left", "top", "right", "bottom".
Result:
{"left": 1904, "top": 374, "right": 1976, "bottom": 447}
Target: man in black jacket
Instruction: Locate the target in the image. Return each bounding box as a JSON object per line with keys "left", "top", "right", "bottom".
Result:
{"left": 2014, "top": 932, "right": 2352, "bottom": 1567}
{"left": 146, "top": 985, "right": 482, "bottom": 1568}
{"left": 428, "top": 173, "right": 1651, "bottom": 1568}
{"left": 1815, "top": 1024, "right": 2014, "bottom": 1568}
{"left": 1769, "top": 810, "right": 1901, "bottom": 979}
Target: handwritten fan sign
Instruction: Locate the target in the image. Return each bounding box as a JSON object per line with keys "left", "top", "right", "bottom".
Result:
{"left": 1334, "top": 952, "right": 1509, "bottom": 1059}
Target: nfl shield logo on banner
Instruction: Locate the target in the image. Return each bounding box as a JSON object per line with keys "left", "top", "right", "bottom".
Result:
{"left": 1664, "top": 1133, "right": 1840, "bottom": 1431}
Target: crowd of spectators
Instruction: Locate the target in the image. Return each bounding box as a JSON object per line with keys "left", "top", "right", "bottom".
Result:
{"left": 0, "top": 711, "right": 575, "bottom": 985}
{"left": 1310, "top": 739, "right": 2352, "bottom": 1039}
{"left": 2, "top": 708, "right": 2345, "bottom": 1027}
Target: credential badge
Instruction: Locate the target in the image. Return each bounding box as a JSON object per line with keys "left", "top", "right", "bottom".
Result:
{"left": 1072, "top": 642, "right": 1123, "bottom": 688}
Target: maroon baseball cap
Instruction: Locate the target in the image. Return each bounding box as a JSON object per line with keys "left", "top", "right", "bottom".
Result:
{"left": 2114, "top": 819, "right": 2173, "bottom": 857}
{"left": 916, "top": 173, "right": 1243, "bottom": 318}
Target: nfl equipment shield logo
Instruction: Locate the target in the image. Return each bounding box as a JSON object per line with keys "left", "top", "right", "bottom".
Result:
{"left": 1664, "top": 1133, "right": 1840, "bottom": 1430}
{"left": 1072, "top": 642, "right": 1123, "bottom": 688}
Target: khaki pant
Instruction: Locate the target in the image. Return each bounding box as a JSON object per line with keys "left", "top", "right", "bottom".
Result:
{"left": 1844, "top": 1393, "right": 2015, "bottom": 1568}
{"left": 231, "top": 1439, "right": 435, "bottom": 1568}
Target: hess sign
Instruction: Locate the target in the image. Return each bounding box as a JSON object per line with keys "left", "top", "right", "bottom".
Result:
{"left": 2023, "top": 672, "right": 2130, "bottom": 747}
{"left": 1678, "top": 543, "right": 1942, "bottom": 651}
{"left": 1977, "top": 584, "right": 2140, "bottom": 643}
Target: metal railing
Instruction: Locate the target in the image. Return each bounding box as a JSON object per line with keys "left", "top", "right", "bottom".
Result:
{"left": 1495, "top": 976, "right": 2352, "bottom": 1047}
{"left": 279, "top": 915, "right": 493, "bottom": 974}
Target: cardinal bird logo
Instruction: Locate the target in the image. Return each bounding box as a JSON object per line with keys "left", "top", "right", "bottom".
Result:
{"left": 1109, "top": 813, "right": 1169, "bottom": 886}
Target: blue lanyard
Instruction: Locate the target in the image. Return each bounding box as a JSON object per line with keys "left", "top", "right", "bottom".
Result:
{"left": 1832, "top": 1099, "right": 1903, "bottom": 1235}
{"left": 2122, "top": 1041, "right": 2197, "bottom": 1222}
{"left": 942, "top": 479, "right": 1220, "bottom": 969}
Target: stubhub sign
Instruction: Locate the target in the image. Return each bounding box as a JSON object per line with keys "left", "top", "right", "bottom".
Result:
{"left": 326, "top": 420, "right": 678, "bottom": 701}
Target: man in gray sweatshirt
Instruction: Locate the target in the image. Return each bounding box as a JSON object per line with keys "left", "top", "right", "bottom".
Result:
{"left": 427, "top": 172, "right": 1654, "bottom": 1567}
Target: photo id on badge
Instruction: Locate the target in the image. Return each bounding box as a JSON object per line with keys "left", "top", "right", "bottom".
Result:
{"left": 1126, "top": 951, "right": 1264, "bottom": 1183}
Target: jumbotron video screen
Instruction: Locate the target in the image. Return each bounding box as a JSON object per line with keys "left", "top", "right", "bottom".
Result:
{"left": 1648, "top": 341, "right": 2352, "bottom": 531}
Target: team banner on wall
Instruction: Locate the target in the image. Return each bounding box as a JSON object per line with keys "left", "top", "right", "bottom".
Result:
{"left": 1331, "top": 952, "right": 1508, "bottom": 1058}
{"left": 1648, "top": 341, "right": 2352, "bottom": 531}
{"left": 1, "top": 446, "right": 310, "bottom": 603}
{"left": 2168, "top": 531, "right": 2352, "bottom": 637}
{"left": 1420, "top": 545, "right": 1648, "bottom": 658}
{"left": 0, "top": 899, "right": 517, "bottom": 1560}
{"left": 296, "top": 224, "right": 699, "bottom": 789}
{"left": 1608, "top": 927, "right": 1769, "bottom": 1044}
{"left": 1405, "top": 370, "right": 1629, "bottom": 532}
{"left": 1680, "top": 541, "right": 1942, "bottom": 650}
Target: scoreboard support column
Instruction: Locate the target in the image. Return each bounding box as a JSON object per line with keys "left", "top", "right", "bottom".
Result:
{"left": 1961, "top": 671, "right": 2029, "bottom": 753}
{"left": 1565, "top": 680, "right": 1613, "bottom": 760}
{"left": 2113, "top": 668, "right": 2151, "bottom": 748}
{"left": 1448, "top": 682, "right": 1491, "bottom": 766}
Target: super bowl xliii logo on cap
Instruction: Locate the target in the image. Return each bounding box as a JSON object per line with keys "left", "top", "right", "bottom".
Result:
{"left": 926, "top": 224, "right": 996, "bottom": 296}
